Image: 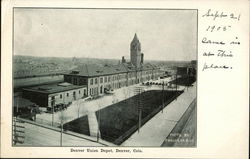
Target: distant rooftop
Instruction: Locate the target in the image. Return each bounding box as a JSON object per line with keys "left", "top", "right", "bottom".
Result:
{"left": 23, "top": 82, "right": 86, "bottom": 94}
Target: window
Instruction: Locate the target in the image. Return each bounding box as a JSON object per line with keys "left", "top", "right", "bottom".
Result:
{"left": 67, "top": 93, "right": 69, "bottom": 97}
{"left": 91, "top": 88, "right": 93, "bottom": 95}
{"left": 108, "top": 76, "right": 111, "bottom": 82}
{"left": 100, "top": 77, "right": 103, "bottom": 83}
{"left": 90, "top": 79, "right": 93, "bottom": 85}
{"left": 60, "top": 94, "right": 62, "bottom": 99}
{"left": 79, "top": 90, "right": 81, "bottom": 94}
{"left": 95, "top": 78, "right": 98, "bottom": 84}
{"left": 80, "top": 78, "right": 87, "bottom": 85}
{"left": 104, "top": 77, "right": 107, "bottom": 83}
{"left": 51, "top": 96, "right": 55, "bottom": 106}
{"left": 84, "top": 89, "right": 87, "bottom": 96}
{"left": 64, "top": 76, "right": 68, "bottom": 82}
{"left": 73, "top": 78, "right": 77, "bottom": 85}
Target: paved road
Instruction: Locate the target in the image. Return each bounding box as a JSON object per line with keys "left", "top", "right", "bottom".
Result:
{"left": 17, "top": 122, "right": 104, "bottom": 146}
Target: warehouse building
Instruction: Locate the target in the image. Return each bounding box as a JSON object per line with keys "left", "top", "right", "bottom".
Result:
{"left": 23, "top": 82, "right": 87, "bottom": 109}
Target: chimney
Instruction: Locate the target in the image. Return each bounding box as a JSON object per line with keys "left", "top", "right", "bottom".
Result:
{"left": 141, "top": 53, "right": 144, "bottom": 64}
{"left": 122, "top": 56, "right": 126, "bottom": 63}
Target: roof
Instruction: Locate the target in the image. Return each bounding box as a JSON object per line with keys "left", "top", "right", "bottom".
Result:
{"left": 132, "top": 33, "right": 140, "bottom": 43}
{"left": 23, "top": 82, "right": 86, "bottom": 94}
{"left": 63, "top": 62, "right": 160, "bottom": 77}
{"left": 64, "top": 64, "right": 127, "bottom": 77}
{"left": 13, "top": 98, "right": 36, "bottom": 108}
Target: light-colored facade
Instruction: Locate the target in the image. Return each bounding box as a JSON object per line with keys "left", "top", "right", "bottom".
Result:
{"left": 23, "top": 83, "right": 87, "bottom": 108}
{"left": 47, "top": 87, "right": 87, "bottom": 108}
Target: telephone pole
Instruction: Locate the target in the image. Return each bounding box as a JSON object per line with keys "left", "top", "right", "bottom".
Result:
{"left": 134, "top": 87, "right": 143, "bottom": 133}
{"left": 176, "top": 72, "right": 178, "bottom": 100}
{"left": 52, "top": 100, "right": 54, "bottom": 126}
{"left": 162, "top": 81, "right": 164, "bottom": 113}
{"left": 97, "top": 105, "right": 101, "bottom": 142}
{"left": 60, "top": 120, "right": 63, "bottom": 146}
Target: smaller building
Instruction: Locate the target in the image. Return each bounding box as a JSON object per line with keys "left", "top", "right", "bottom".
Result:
{"left": 13, "top": 97, "right": 39, "bottom": 120}
{"left": 177, "top": 66, "right": 196, "bottom": 78}
{"left": 23, "top": 82, "right": 87, "bottom": 110}
{"left": 177, "top": 67, "right": 189, "bottom": 76}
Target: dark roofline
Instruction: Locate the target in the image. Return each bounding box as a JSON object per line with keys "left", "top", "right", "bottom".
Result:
{"left": 63, "top": 63, "right": 160, "bottom": 78}
{"left": 63, "top": 71, "right": 128, "bottom": 78}
{"left": 23, "top": 85, "right": 87, "bottom": 95}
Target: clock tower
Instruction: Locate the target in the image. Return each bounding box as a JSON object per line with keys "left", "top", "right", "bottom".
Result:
{"left": 130, "top": 33, "right": 141, "bottom": 67}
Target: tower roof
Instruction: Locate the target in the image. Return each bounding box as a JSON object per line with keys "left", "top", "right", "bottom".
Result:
{"left": 132, "top": 33, "right": 139, "bottom": 42}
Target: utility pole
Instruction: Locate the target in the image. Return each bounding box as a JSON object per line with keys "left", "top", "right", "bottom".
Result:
{"left": 60, "top": 120, "right": 63, "bottom": 146}
{"left": 162, "top": 81, "right": 164, "bottom": 113}
{"left": 77, "top": 101, "right": 80, "bottom": 118}
{"left": 97, "top": 108, "right": 101, "bottom": 142}
{"left": 176, "top": 72, "right": 178, "bottom": 100}
{"left": 134, "top": 87, "right": 142, "bottom": 133}
{"left": 138, "top": 90, "right": 142, "bottom": 133}
{"left": 59, "top": 111, "right": 65, "bottom": 147}
{"left": 51, "top": 97, "right": 55, "bottom": 126}
{"left": 187, "top": 68, "right": 189, "bottom": 91}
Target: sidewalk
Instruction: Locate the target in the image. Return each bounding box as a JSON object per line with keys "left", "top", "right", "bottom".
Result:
{"left": 121, "top": 82, "right": 196, "bottom": 146}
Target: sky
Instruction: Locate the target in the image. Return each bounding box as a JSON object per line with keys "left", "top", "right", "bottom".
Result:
{"left": 14, "top": 8, "right": 197, "bottom": 61}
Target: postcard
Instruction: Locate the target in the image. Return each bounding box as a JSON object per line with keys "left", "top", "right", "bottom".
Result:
{"left": 1, "top": 0, "right": 249, "bottom": 158}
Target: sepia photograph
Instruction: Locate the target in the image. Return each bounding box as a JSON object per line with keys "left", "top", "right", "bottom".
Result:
{"left": 13, "top": 8, "right": 197, "bottom": 147}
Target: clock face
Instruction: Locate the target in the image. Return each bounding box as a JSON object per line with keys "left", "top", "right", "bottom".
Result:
{"left": 132, "top": 44, "right": 137, "bottom": 49}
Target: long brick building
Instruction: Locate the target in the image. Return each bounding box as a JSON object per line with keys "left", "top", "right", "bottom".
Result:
{"left": 63, "top": 34, "right": 163, "bottom": 96}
